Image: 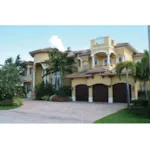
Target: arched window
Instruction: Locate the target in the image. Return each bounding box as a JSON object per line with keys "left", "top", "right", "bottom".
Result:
{"left": 77, "top": 58, "right": 82, "bottom": 67}
{"left": 83, "top": 62, "right": 88, "bottom": 70}
{"left": 54, "top": 72, "right": 61, "bottom": 90}
{"left": 117, "top": 56, "right": 125, "bottom": 63}
{"left": 95, "top": 58, "right": 99, "bottom": 66}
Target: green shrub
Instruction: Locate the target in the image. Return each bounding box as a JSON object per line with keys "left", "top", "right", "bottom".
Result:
{"left": 132, "top": 99, "right": 148, "bottom": 107}
{"left": 0, "top": 99, "right": 13, "bottom": 106}
{"left": 35, "top": 82, "right": 55, "bottom": 100}
{"left": 55, "top": 86, "right": 72, "bottom": 97}
{"left": 0, "top": 64, "right": 22, "bottom": 101}
{"left": 41, "top": 95, "right": 49, "bottom": 101}
{"left": 0, "top": 97, "right": 23, "bottom": 106}
{"left": 12, "top": 97, "right": 23, "bottom": 106}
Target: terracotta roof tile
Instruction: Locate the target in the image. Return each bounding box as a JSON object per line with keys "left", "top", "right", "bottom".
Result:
{"left": 133, "top": 53, "right": 144, "bottom": 57}
{"left": 87, "top": 66, "right": 106, "bottom": 74}
{"left": 115, "top": 43, "right": 137, "bottom": 53}
{"left": 65, "top": 71, "right": 92, "bottom": 78}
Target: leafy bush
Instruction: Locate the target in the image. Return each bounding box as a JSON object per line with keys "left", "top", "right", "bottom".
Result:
{"left": 0, "top": 99, "right": 13, "bottom": 106}
{"left": 0, "top": 64, "right": 22, "bottom": 101}
{"left": 0, "top": 97, "right": 23, "bottom": 106}
{"left": 55, "top": 86, "right": 72, "bottom": 97}
{"left": 35, "top": 82, "right": 55, "bottom": 100}
{"left": 41, "top": 95, "right": 49, "bottom": 101}
{"left": 132, "top": 99, "right": 148, "bottom": 107}
{"left": 12, "top": 97, "right": 23, "bottom": 106}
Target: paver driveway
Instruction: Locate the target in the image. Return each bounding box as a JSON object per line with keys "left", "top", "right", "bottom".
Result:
{"left": 0, "top": 99, "right": 126, "bottom": 123}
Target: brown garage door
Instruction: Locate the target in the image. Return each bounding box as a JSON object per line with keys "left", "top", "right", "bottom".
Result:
{"left": 93, "top": 84, "right": 108, "bottom": 102}
{"left": 113, "top": 83, "right": 131, "bottom": 103}
{"left": 76, "top": 84, "right": 88, "bottom": 101}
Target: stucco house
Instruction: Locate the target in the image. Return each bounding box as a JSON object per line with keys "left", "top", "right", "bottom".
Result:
{"left": 29, "top": 36, "right": 146, "bottom": 103}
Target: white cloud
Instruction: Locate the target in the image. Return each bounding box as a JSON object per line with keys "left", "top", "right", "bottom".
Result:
{"left": 49, "top": 36, "right": 66, "bottom": 52}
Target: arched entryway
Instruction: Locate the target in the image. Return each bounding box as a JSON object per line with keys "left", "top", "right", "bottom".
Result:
{"left": 35, "top": 63, "right": 43, "bottom": 85}
{"left": 93, "top": 84, "right": 108, "bottom": 102}
{"left": 76, "top": 84, "right": 88, "bottom": 101}
{"left": 113, "top": 83, "right": 131, "bottom": 103}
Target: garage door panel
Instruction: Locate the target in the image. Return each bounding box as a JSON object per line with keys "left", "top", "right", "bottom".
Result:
{"left": 93, "top": 84, "right": 108, "bottom": 102}
{"left": 76, "top": 84, "right": 88, "bottom": 101}
{"left": 113, "top": 83, "right": 131, "bottom": 103}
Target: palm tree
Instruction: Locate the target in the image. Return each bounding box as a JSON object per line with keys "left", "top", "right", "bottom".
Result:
{"left": 116, "top": 61, "right": 136, "bottom": 108}
{"left": 43, "top": 48, "right": 76, "bottom": 88}
{"left": 135, "top": 50, "right": 149, "bottom": 100}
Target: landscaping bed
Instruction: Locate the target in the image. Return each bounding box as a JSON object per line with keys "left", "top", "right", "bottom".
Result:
{"left": 0, "top": 105, "right": 21, "bottom": 110}
{"left": 50, "top": 95, "right": 71, "bottom": 102}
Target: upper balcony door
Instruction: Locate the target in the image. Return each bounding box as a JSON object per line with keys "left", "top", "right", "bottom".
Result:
{"left": 91, "top": 51, "right": 116, "bottom": 68}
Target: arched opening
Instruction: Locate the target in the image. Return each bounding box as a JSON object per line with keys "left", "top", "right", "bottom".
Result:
{"left": 93, "top": 84, "right": 108, "bottom": 102}
{"left": 35, "top": 63, "right": 43, "bottom": 85}
{"left": 113, "top": 83, "right": 131, "bottom": 103}
{"left": 77, "top": 58, "right": 82, "bottom": 67}
{"left": 76, "top": 84, "right": 88, "bottom": 101}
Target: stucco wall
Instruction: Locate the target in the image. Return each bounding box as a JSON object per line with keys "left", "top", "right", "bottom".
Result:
{"left": 34, "top": 53, "right": 49, "bottom": 63}
{"left": 35, "top": 63, "right": 43, "bottom": 85}
{"left": 124, "top": 48, "right": 133, "bottom": 61}
{"left": 133, "top": 56, "right": 142, "bottom": 63}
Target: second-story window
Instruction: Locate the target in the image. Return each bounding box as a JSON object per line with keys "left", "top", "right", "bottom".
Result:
{"left": 104, "top": 59, "right": 107, "bottom": 66}
{"left": 29, "top": 68, "right": 33, "bottom": 75}
{"left": 110, "top": 59, "right": 112, "bottom": 65}
{"left": 118, "top": 56, "right": 124, "bottom": 63}
{"left": 103, "top": 59, "right": 112, "bottom": 66}
{"left": 95, "top": 58, "right": 99, "bottom": 66}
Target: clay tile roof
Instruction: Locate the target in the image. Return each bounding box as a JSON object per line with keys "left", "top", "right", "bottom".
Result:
{"left": 74, "top": 49, "right": 91, "bottom": 56}
{"left": 65, "top": 71, "right": 92, "bottom": 78}
{"left": 115, "top": 43, "right": 137, "bottom": 53}
{"left": 133, "top": 52, "right": 144, "bottom": 57}
{"left": 66, "top": 66, "right": 114, "bottom": 78}
{"left": 29, "top": 47, "right": 53, "bottom": 57}
{"left": 24, "top": 61, "right": 33, "bottom": 65}
{"left": 86, "top": 66, "right": 106, "bottom": 74}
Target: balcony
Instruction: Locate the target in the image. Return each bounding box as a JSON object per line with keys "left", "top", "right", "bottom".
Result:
{"left": 22, "top": 75, "right": 33, "bottom": 82}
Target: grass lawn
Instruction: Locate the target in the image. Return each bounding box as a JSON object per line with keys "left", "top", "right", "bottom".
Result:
{"left": 94, "top": 107, "right": 150, "bottom": 123}
{"left": 0, "top": 105, "right": 20, "bottom": 110}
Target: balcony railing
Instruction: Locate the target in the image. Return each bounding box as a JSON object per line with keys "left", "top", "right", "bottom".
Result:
{"left": 22, "top": 75, "right": 33, "bottom": 82}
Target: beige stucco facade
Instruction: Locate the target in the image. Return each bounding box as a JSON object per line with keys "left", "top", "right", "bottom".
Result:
{"left": 28, "top": 36, "right": 146, "bottom": 103}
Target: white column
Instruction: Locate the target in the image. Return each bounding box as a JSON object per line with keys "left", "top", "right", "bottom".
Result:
{"left": 72, "top": 87, "right": 76, "bottom": 102}
{"left": 107, "top": 53, "right": 110, "bottom": 66}
{"left": 108, "top": 86, "right": 113, "bottom": 103}
{"left": 92, "top": 55, "right": 95, "bottom": 68}
{"left": 88, "top": 86, "right": 93, "bottom": 102}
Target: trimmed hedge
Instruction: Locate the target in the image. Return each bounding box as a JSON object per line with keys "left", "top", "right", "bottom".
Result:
{"left": 0, "top": 97, "right": 23, "bottom": 106}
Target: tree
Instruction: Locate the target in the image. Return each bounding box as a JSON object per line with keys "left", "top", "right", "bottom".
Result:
{"left": 4, "top": 55, "right": 26, "bottom": 76}
{"left": 134, "top": 50, "right": 149, "bottom": 100}
{"left": 0, "top": 55, "right": 26, "bottom": 101}
{"left": 116, "top": 61, "right": 136, "bottom": 108}
{"left": 0, "top": 62, "right": 22, "bottom": 101}
{"left": 43, "top": 48, "right": 76, "bottom": 88}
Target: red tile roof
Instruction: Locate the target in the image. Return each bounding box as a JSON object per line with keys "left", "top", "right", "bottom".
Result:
{"left": 133, "top": 52, "right": 144, "bottom": 57}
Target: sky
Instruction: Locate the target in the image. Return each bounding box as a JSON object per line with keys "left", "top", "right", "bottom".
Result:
{"left": 0, "top": 25, "right": 149, "bottom": 64}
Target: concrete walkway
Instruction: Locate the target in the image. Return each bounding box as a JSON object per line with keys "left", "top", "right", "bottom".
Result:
{"left": 0, "top": 99, "right": 126, "bottom": 123}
